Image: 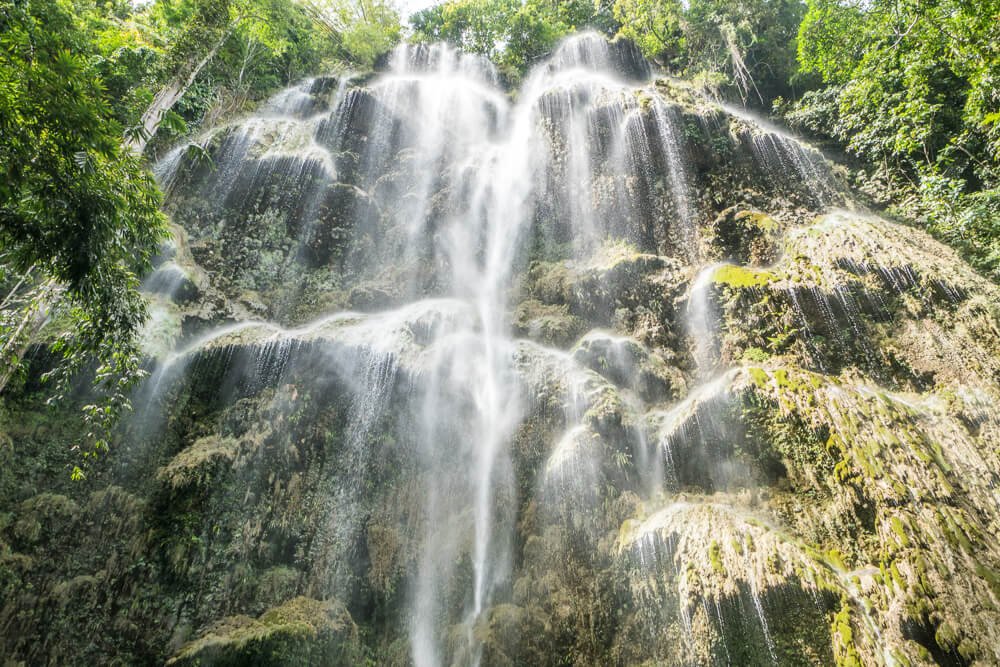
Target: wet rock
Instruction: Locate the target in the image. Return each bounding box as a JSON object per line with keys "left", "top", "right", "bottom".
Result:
{"left": 572, "top": 330, "right": 679, "bottom": 402}
{"left": 7, "top": 33, "right": 1000, "bottom": 667}
{"left": 166, "top": 597, "right": 362, "bottom": 666}
{"left": 704, "top": 206, "right": 782, "bottom": 265}
{"left": 145, "top": 262, "right": 203, "bottom": 304}
{"left": 513, "top": 299, "right": 586, "bottom": 348}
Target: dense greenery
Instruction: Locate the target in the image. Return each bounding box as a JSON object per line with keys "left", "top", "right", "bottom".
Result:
{"left": 301, "top": 0, "right": 402, "bottom": 69}
{"left": 410, "top": 0, "right": 617, "bottom": 81}
{"left": 0, "top": 0, "right": 166, "bottom": 473}
{"left": 613, "top": 0, "right": 805, "bottom": 103}
{"left": 789, "top": 0, "right": 1000, "bottom": 279}
{"left": 139, "top": 0, "right": 397, "bottom": 153}
{"left": 411, "top": 0, "right": 804, "bottom": 99}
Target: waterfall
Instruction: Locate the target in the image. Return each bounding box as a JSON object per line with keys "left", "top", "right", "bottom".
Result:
{"left": 130, "top": 29, "right": 949, "bottom": 667}
{"left": 325, "top": 36, "right": 705, "bottom": 661}
{"left": 6, "top": 20, "right": 1000, "bottom": 666}
{"left": 686, "top": 262, "right": 728, "bottom": 373}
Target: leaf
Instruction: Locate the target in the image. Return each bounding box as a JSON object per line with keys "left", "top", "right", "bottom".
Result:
{"left": 157, "top": 109, "right": 188, "bottom": 136}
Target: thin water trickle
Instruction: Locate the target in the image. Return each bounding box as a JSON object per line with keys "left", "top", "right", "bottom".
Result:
{"left": 719, "top": 101, "right": 841, "bottom": 206}
{"left": 687, "top": 263, "right": 728, "bottom": 373}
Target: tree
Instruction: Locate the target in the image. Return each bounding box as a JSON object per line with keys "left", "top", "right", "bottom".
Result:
{"left": 130, "top": 0, "right": 367, "bottom": 153}
{"left": 126, "top": 0, "right": 237, "bottom": 153}
{"left": 613, "top": 0, "right": 804, "bottom": 104}
{"left": 612, "top": 0, "right": 683, "bottom": 68}
{"left": 410, "top": 0, "right": 615, "bottom": 81}
{"left": 792, "top": 0, "right": 1000, "bottom": 277}
{"left": 0, "top": 0, "right": 167, "bottom": 471}
{"left": 411, "top": 0, "right": 522, "bottom": 62}
{"left": 300, "top": 0, "right": 402, "bottom": 68}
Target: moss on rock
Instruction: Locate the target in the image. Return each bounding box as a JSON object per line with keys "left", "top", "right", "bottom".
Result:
{"left": 167, "top": 597, "right": 362, "bottom": 666}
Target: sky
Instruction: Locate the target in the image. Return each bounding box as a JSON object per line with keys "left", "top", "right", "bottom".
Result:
{"left": 398, "top": 0, "right": 441, "bottom": 18}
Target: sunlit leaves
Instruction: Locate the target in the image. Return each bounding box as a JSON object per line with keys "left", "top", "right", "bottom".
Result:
{"left": 612, "top": 0, "right": 804, "bottom": 104}
{"left": 796, "top": 0, "right": 866, "bottom": 85}
{"left": 0, "top": 0, "right": 167, "bottom": 469}
{"left": 410, "top": 0, "right": 614, "bottom": 81}
{"left": 301, "top": 0, "right": 401, "bottom": 67}
{"left": 792, "top": 0, "right": 1000, "bottom": 278}
{"left": 613, "top": 0, "right": 683, "bottom": 64}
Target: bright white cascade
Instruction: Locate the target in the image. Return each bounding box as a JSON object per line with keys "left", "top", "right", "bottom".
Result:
{"left": 149, "top": 31, "right": 843, "bottom": 666}
{"left": 359, "top": 36, "right": 696, "bottom": 665}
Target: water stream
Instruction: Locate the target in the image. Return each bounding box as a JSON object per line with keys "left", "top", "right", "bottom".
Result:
{"left": 147, "top": 31, "right": 859, "bottom": 665}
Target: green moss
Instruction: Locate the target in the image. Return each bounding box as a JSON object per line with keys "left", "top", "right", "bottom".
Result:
{"left": 889, "top": 562, "right": 906, "bottom": 591}
{"left": 974, "top": 563, "right": 1000, "bottom": 599}
{"left": 635, "top": 90, "right": 653, "bottom": 110}
{"left": 739, "top": 211, "right": 779, "bottom": 233}
{"left": 890, "top": 517, "right": 910, "bottom": 547}
{"left": 747, "top": 366, "right": 771, "bottom": 388}
{"left": 589, "top": 238, "right": 646, "bottom": 271}
{"left": 742, "top": 347, "right": 771, "bottom": 363}
{"left": 167, "top": 597, "right": 361, "bottom": 666}
{"left": 957, "top": 638, "right": 979, "bottom": 660}
{"left": 831, "top": 601, "right": 861, "bottom": 667}
{"left": 825, "top": 549, "right": 847, "bottom": 571}
{"left": 935, "top": 620, "right": 958, "bottom": 651}
{"left": 583, "top": 385, "right": 628, "bottom": 433}
{"left": 712, "top": 264, "right": 776, "bottom": 289}
{"left": 731, "top": 537, "right": 745, "bottom": 556}
{"left": 12, "top": 493, "right": 80, "bottom": 544}
{"left": 937, "top": 508, "right": 973, "bottom": 551}
{"left": 708, "top": 540, "right": 725, "bottom": 574}
{"left": 157, "top": 435, "right": 241, "bottom": 490}
{"left": 513, "top": 299, "right": 585, "bottom": 347}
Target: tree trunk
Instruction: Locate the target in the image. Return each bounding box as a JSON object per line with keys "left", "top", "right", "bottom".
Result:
{"left": 126, "top": 24, "right": 237, "bottom": 155}
{"left": 0, "top": 281, "right": 59, "bottom": 395}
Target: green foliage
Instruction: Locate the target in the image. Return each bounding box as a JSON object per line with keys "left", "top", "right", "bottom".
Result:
{"left": 297, "top": 0, "right": 402, "bottom": 68}
{"left": 0, "top": 0, "right": 168, "bottom": 463}
{"left": 142, "top": 0, "right": 358, "bottom": 147}
{"left": 742, "top": 346, "right": 770, "bottom": 363}
{"left": 411, "top": 0, "right": 511, "bottom": 56}
{"left": 791, "top": 0, "right": 1000, "bottom": 278}
{"left": 0, "top": 0, "right": 376, "bottom": 466}
{"left": 612, "top": 0, "right": 682, "bottom": 65}
{"left": 150, "top": 0, "right": 234, "bottom": 74}
{"left": 614, "top": 0, "right": 804, "bottom": 103}
{"left": 336, "top": 1, "right": 401, "bottom": 67}
{"left": 410, "top": 0, "right": 616, "bottom": 81}
{"left": 795, "top": 0, "right": 864, "bottom": 85}
{"left": 911, "top": 176, "right": 1000, "bottom": 279}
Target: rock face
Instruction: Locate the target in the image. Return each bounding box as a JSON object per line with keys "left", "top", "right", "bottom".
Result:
{"left": 2, "top": 33, "right": 1000, "bottom": 667}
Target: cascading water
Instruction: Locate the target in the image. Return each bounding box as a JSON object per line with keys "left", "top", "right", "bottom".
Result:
{"left": 686, "top": 262, "right": 729, "bottom": 373}
{"left": 10, "top": 25, "right": 1000, "bottom": 667}
{"left": 719, "top": 101, "right": 842, "bottom": 207}
{"left": 146, "top": 32, "right": 852, "bottom": 664}
{"left": 363, "top": 36, "right": 704, "bottom": 663}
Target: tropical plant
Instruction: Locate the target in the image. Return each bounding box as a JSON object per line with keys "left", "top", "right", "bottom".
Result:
{"left": 0, "top": 0, "right": 168, "bottom": 473}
